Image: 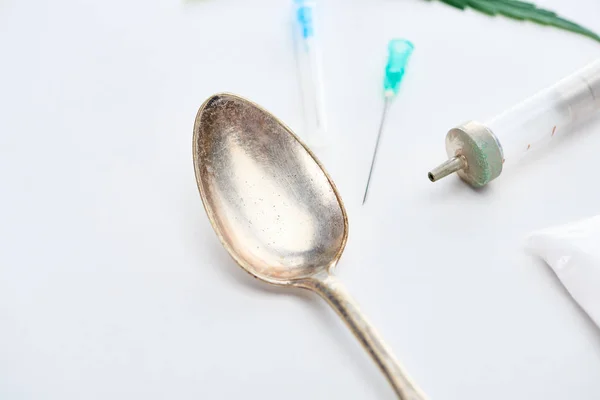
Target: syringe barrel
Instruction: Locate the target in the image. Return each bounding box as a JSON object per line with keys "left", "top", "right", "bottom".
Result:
{"left": 485, "top": 60, "right": 600, "bottom": 164}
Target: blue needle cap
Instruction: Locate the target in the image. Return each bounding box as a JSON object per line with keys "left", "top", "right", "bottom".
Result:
{"left": 383, "top": 39, "right": 414, "bottom": 97}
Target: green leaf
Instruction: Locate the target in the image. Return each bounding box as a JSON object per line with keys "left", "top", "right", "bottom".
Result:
{"left": 492, "top": 2, "right": 528, "bottom": 21}
{"left": 466, "top": 1, "right": 496, "bottom": 16}
{"left": 435, "top": 0, "right": 600, "bottom": 43}
{"left": 501, "top": 0, "right": 535, "bottom": 10}
{"left": 439, "top": 0, "right": 467, "bottom": 10}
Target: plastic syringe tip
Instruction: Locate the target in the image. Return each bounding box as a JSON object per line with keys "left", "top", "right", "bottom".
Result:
{"left": 383, "top": 39, "right": 414, "bottom": 97}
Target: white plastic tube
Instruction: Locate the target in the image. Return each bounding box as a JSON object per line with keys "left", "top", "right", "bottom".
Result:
{"left": 527, "top": 215, "right": 600, "bottom": 328}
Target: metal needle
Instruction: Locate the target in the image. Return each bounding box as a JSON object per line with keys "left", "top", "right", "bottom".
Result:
{"left": 362, "top": 97, "right": 391, "bottom": 205}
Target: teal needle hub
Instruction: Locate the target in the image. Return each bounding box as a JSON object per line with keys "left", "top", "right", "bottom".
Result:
{"left": 383, "top": 39, "right": 414, "bottom": 97}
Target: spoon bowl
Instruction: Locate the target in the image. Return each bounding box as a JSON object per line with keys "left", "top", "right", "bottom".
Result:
{"left": 193, "top": 93, "right": 347, "bottom": 285}
{"left": 193, "top": 93, "right": 426, "bottom": 400}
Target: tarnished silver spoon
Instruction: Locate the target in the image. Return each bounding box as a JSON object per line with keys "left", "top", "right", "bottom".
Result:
{"left": 192, "top": 93, "right": 426, "bottom": 399}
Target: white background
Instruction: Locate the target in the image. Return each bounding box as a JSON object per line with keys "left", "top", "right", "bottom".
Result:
{"left": 1, "top": 0, "right": 600, "bottom": 399}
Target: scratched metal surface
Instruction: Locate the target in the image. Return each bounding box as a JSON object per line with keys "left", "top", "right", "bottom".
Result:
{"left": 193, "top": 93, "right": 347, "bottom": 283}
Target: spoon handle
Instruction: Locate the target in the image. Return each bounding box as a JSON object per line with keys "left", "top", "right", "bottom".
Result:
{"left": 303, "top": 274, "right": 427, "bottom": 400}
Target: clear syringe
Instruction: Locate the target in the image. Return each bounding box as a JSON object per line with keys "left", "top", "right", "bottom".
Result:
{"left": 428, "top": 60, "right": 600, "bottom": 187}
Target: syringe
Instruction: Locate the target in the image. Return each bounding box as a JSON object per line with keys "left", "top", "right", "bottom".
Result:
{"left": 363, "top": 39, "right": 414, "bottom": 204}
{"left": 428, "top": 60, "right": 600, "bottom": 187}
{"left": 293, "top": 0, "right": 327, "bottom": 146}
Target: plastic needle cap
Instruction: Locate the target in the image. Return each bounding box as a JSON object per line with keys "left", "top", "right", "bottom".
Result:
{"left": 384, "top": 39, "right": 414, "bottom": 97}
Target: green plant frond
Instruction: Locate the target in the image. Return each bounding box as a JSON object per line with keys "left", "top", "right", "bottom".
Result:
{"left": 439, "top": 0, "right": 467, "bottom": 10}
{"left": 434, "top": 0, "right": 600, "bottom": 43}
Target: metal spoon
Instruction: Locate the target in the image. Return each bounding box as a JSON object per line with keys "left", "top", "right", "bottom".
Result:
{"left": 192, "top": 93, "right": 426, "bottom": 400}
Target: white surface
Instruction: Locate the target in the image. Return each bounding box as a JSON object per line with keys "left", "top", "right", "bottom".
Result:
{"left": 528, "top": 215, "right": 600, "bottom": 328}
{"left": 1, "top": 0, "right": 600, "bottom": 399}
